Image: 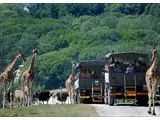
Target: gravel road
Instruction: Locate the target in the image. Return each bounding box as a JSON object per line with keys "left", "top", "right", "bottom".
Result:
{"left": 90, "top": 104, "right": 160, "bottom": 117}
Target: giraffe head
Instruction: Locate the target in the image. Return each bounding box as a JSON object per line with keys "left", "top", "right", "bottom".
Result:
{"left": 151, "top": 47, "right": 158, "bottom": 61}
{"left": 17, "top": 51, "right": 26, "bottom": 61}
{"left": 71, "top": 60, "right": 77, "bottom": 65}
{"left": 71, "top": 60, "right": 77, "bottom": 69}
{"left": 32, "top": 48, "right": 38, "bottom": 58}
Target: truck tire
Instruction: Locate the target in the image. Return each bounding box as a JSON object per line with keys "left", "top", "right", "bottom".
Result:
{"left": 136, "top": 96, "right": 148, "bottom": 106}
{"left": 108, "top": 89, "right": 114, "bottom": 106}
{"left": 77, "top": 90, "right": 80, "bottom": 104}
{"left": 108, "top": 95, "right": 114, "bottom": 106}
{"left": 74, "top": 93, "right": 78, "bottom": 104}
{"left": 104, "top": 89, "right": 108, "bottom": 104}
{"left": 104, "top": 96, "right": 108, "bottom": 104}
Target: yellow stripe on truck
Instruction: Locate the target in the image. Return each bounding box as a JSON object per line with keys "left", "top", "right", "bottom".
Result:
{"left": 80, "top": 96, "right": 90, "bottom": 98}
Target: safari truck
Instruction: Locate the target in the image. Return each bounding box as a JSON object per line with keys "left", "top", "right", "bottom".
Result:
{"left": 74, "top": 60, "right": 105, "bottom": 104}
{"left": 104, "top": 52, "right": 149, "bottom": 106}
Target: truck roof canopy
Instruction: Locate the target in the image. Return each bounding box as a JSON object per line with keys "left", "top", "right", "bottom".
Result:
{"left": 75, "top": 60, "right": 105, "bottom": 69}
{"left": 105, "top": 52, "right": 148, "bottom": 60}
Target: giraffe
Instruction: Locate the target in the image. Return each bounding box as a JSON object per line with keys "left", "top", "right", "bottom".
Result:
{"left": 146, "top": 47, "right": 159, "bottom": 115}
{"left": 65, "top": 72, "right": 76, "bottom": 104}
{"left": 0, "top": 51, "right": 26, "bottom": 109}
{"left": 65, "top": 60, "right": 77, "bottom": 104}
{"left": 7, "top": 65, "right": 24, "bottom": 93}
{"left": 21, "top": 48, "right": 37, "bottom": 106}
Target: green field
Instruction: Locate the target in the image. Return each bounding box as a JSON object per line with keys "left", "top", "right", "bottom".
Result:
{"left": 0, "top": 104, "right": 98, "bottom": 117}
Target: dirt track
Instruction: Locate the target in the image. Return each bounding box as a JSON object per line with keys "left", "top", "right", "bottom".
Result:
{"left": 90, "top": 104, "right": 160, "bottom": 117}
{"left": 49, "top": 89, "right": 160, "bottom": 117}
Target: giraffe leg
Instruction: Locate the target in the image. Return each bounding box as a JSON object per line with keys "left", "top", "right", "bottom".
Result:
{"left": 30, "top": 88, "right": 33, "bottom": 105}
{"left": 71, "top": 95, "right": 73, "bottom": 104}
{"left": 71, "top": 88, "right": 73, "bottom": 104}
{"left": 25, "top": 91, "right": 28, "bottom": 106}
{"left": 27, "top": 88, "right": 30, "bottom": 106}
{"left": 22, "top": 95, "right": 25, "bottom": 107}
{"left": 17, "top": 98, "right": 19, "bottom": 108}
{"left": 18, "top": 98, "right": 20, "bottom": 108}
{"left": 24, "top": 95, "right": 27, "bottom": 106}
{"left": 148, "top": 91, "right": 152, "bottom": 114}
{"left": 28, "top": 91, "right": 30, "bottom": 106}
{"left": 152, "top": 81, "right": 157, "bottom": 115}
{"left": 26, "top": 81, "right": 30, "bottom": 106}
{"left": 70, "top": 95, "right": 71, "bottom": 104}
{"left": 71, "top": 93, "right": 74, "bottom": 104}
{"left": 27, "top": 93, "right": 30, "bottom": 106}
{"left": 70, "top": 91, "right": 72, "bottom": 104}
{"left": 146, "top": 77, "right": 152, "bottom": 114}
{"left": 70, "top": 92, "right": 72, "bottom": 104}
{"left": 70, "top": 96, "right": 72, "bottom": 104}
{"left": 22, "top": 85, "right": 25, "bottom": 107}
{"left": 16, "top": 98, "right": 18, "bottom": 108}
{"left": 3, "top": 83, "right": 6, "bottom": 109}
{"left": 71, "top": 87, "right": 75, "bottom": 104}
{"left": 152, "top": 95, "right": 156, "bottom": 115}
{"left": 13, "top": 96, "right": 16, "bottom": 108}
{"left": 10, "top": 81, "right": 13, "bottom": 109}
{"left": 10, "top": 91, "right": 12, "bottom": 109}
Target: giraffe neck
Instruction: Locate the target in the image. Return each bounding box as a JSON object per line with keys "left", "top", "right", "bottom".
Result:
{"left": 28, "top": 54, "right": 35, "bottom": 73}
{"left": 70, "top": 72, "right": 75, "bottom": 82}
{"left": 5, "top": 56, "right": 18, "bottom": 73}
{"left": 151, "top": 55, "right": 158, "bottom": 71}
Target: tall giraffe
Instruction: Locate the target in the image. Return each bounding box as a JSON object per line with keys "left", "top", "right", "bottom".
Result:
{"left": 21, "top": 48, "right": 37, "bottom": 106}
{"left": 0, "top": 51, "right": 25, "bottom": 109}
{"left": 65, "top": 72, "right": 76, "bottom": 104}
{"left": 146, "top": 47, "right": 159, "bottom": 115}
{"left": 65, "top": 61, "right": 77, "bottom": 104}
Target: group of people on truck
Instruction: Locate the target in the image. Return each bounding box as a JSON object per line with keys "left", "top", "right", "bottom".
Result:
{"left": 106, "top": 58, "right": 147, "bottom": 73}
{"left": 76, "top": 69, "right": 103, "bottom": 79}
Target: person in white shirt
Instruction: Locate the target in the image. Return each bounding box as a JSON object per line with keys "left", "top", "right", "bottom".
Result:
{"left": 125, "top": 64, "right": 134, "bottom": 73}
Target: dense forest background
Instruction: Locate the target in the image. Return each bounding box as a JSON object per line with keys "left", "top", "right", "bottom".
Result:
{"left": 0, "top": 3, "right": 160, "bottom": 91}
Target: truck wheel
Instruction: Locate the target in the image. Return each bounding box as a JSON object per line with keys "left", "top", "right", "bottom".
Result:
{"left": 104, "top": 90, "right": 108, "bottom": 104}
{"left": 104, "top": 87, "right": 108, "bottom": 104}
{"left": 137, "top": 96, "right": 148, "bottom": 106}
{"left": 108, "top": 96, "right": 114, "bottom": 106}
{"left": 107, "top": 88, "right": 114, "bottom": 106}
{"left": 77, "top": 92, "right": 80, "bottom": 104}
{"left": 80, "top": 98, "right": 85, "bottom": 103}
{"left": 74, "top": 94, "right": 78, "bottom": 104}
{"left": 104, "top": 96, "right": 108, "bottom": 104}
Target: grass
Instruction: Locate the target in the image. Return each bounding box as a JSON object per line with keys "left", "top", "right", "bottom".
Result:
{"left": 0, "top": 104, "right": 98, "bottom": 117}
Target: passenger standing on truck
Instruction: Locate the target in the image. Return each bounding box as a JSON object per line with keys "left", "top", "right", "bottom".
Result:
{"left": 116, "top": 64, "right": 123, "bottom": 73}
{"left": 133, "top": 60, "right": 140, "bottom": 72}
{"left": 133, "top": 60, "right": 140, "bottom": 67}
{"left": 125, "top": 64, "right": 134, "bottom": 73}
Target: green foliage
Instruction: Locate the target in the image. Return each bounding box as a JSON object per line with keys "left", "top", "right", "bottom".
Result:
{"left": 0, "top": 3, "right": 160, "bottom": 90}
{"left": 107, "top": 3, "right": 146, "bottom": 15}
{"left": 145, "top": 4, "right": 160, "bottom": 18}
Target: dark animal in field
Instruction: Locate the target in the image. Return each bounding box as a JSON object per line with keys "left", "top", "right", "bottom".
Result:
{"left": 55, "top": 91, "right": 69, "bottom": 104}
{"left": 38, "top": 91, "right": 52, "bottom": 104}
